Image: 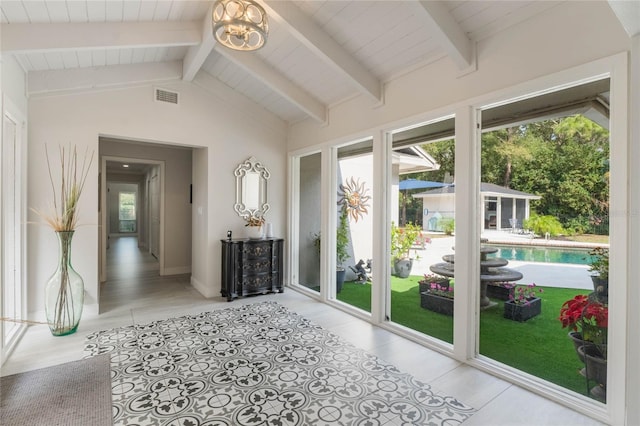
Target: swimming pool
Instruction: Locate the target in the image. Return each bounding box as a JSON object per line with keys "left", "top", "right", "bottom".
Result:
{"left": 487, "top": 245, "right": 592, "bottom": 265}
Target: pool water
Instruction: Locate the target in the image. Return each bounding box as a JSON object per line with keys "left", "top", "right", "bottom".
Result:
{"left": 488, "top": 245, "right": 591, "bottom": 265}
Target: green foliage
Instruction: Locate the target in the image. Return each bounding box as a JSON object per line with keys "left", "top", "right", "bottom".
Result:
{"left": 438, "top": 217, "right": 455, "bottom": 235}
{"left": 523, "top": 214, "right": 564, "bottom": 237}
{"left": 588, "top": 247, "right": 609, "bottom": 280}
{"left": 419, "top": 139, "right": 455, "bottom": 183}
{"left": 390, "top": 221, "right": 422, "bottom": 260}
{"left": 336, "top": 207, "right": 350, "bottom": 267}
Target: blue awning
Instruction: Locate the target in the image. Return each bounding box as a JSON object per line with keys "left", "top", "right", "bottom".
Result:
{"left": 399, "top": 179, "right": 450, "bottom": 190}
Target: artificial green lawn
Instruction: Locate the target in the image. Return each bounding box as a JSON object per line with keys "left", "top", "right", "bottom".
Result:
{"left": 337, "top": 277, "right": 593, "bottom": 397}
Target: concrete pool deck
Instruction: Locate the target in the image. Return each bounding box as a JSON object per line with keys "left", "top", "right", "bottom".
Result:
{"left": 409, "top": 230, "right": 603, "bottom": 291}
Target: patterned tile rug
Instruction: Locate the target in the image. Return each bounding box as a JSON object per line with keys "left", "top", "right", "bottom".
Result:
{"left": 84, "top": 301, "right": 476, "bottom": 425}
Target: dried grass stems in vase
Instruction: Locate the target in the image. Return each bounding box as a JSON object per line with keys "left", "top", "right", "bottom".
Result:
{"left": 34, "top": 145, "right": 94, "bottom": 336}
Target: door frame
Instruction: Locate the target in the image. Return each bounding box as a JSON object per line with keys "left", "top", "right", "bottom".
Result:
{"left": 100, "top": 156, "right": 165, "bottom": 285}
{"left": 1, "top": 94, "right": 27, "bottom": 365}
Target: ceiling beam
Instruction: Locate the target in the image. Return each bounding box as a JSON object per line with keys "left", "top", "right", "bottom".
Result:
{"left": 1, "top": 21, "right": 201, "bottom": 53}
{"left": 259, "top": 0, "right": 382, "bottom": 104}
{"left": 214, "top": 46, "right": 327, "bottom": 124}
{"left": 183, "top": 4, "right": 217, "bottom": 82}
{"left": 417, "top": 0, "right": 476, "bottom": 73}
{"left": 607, "top": 0, "right": 640, "bottom": 37}
{"left": 28, "top": 61, "right": 182, "bottom": 95}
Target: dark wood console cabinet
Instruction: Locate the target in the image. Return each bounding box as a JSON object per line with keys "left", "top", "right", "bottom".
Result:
{"left": 221, "top": 238, "right": 284, "bottom": 301}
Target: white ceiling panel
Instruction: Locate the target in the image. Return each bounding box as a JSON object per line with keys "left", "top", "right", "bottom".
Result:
{"left": 21, "top": 1, "right": 50, "bottom": 23}
{"left": 65, "top": 1, "right": 89, "bottom": 22}
{"left": 2, "top": 1, "right": 30, "bottom": 23}
{"left": 86, "top": 1, "right": 106, "bottom": 22}
{"left": 1, "top": 0, "right": 579, "bottom": 124}
{"left": 77, "top": 50, "right": 93, "bottom": 68}
{"left": 105, "top": 1, "right": 124, "bottom": 22}
{"left": 60, "top": 51, "right": 79, "bottom": 69}
{"left": 153, "top": 1, "right": 174, "bottom": 20}
{"left": 122, "top": 1, "right": 142, "bottom": 21}
{"left": 45, "top": 1, "right": 71, "bottom": 22}
{"left": 138, "top": 1, "right": 158, "bottom": 21}
{"left": 92, "top": 49, "right": 107, "bottom": 67}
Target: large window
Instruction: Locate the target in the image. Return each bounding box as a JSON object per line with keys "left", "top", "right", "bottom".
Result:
{"left": 296, "top": 152, "right": 322, "bottom": 293}
{"left": 387, "top": 118, "right": 456, "bottom": 344}
{"left": 478, "top": 79, "right": 611, "bottom": 404}
{"left": 119, "top": 191, "right": 136, "bottom": 233}
{"left": 335, "top": 139, "right": 374, "bottom": 312}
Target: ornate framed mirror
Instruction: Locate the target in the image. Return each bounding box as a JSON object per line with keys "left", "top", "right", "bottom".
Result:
{"left": 234, "top": 156, "right": 270, "bottom": 221}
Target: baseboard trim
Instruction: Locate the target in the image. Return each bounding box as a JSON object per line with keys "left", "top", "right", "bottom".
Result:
{"left": 191, "top": 276, "right": 215, "bottom": 298}
{"left": 161, "top": 266, "right": 191, "bottom": 275}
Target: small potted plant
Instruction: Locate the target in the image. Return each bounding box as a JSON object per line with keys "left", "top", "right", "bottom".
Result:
{"left": 391, "top": 221, "right": 425, "bottom": 278}
{"left": 418, "top": 273, "right": 450, "bottom": 294}
{"left": 245, "top": 216, "right": 265, "bottom": 239}
{"left": 420, "top": 281, "right": 454, "bottom": 316}
{"left": 588, "top": 247, "right": 608, "bottom": 302}
{"left": 559, "top": 294, "right": 608, "bottom": 401}
{"left": 503, "top": 283, "right": 543, "bottom": 322}
{"left": 559, "top": 294, "right": 608, "bottom": 358}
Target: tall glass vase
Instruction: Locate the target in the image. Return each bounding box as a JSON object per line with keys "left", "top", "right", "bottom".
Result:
{"left": 45, "top": 231, "right": 84, "bottom": 336}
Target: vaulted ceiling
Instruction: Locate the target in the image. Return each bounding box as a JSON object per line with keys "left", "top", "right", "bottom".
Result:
{"left": 1, "top": 1, "right": 636, "bottom": 125}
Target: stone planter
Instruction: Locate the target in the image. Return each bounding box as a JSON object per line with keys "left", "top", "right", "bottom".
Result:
{"left": 336, "top": 268, "right": 346, "bottom": 293}
{"left": 590, "top": 275, "right": 608, "bottom": 303}
{"left": 393, "top": 258, "right": 414, "bottom": 278}
{"left": 578, "top": 345, "right": 607, "bottom": 402}
{"left": 503, "top": 297, "right": 541, "bottom": 322}
{"left": 418, "top": 278, "right": 450, "bottom": 294}
{"left": 420, "top": 292, "right": 454, "bottom": 316}
{"left": 568, "top": 331, "right": 598, "bottom": 364}
{"left": 486, "top": 283, "right": 511, "bottom": 301}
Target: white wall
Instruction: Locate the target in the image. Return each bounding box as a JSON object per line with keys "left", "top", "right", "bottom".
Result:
{"left": 1, "top": 55, "right": 28, "bottom": 114}
{"left": 28, "top": 80, "right": 287, "bottom": 315}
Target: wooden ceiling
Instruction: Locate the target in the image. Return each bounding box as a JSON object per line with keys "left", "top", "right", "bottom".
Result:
{"left": 1, "top": 1, "right": 635, "bottom": 125}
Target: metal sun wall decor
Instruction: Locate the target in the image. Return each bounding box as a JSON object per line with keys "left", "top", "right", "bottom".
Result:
{"left": 338, "top": 177, "right": 371, "bottom": 222}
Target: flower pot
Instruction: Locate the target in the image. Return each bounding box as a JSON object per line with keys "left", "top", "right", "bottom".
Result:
{"left": 246, "top": 225, "right": 263, "bottom": 239}
{"left": 577, "top": 345, "right": 607, "bottom": 402}
{"left": 578, "top": 345, "right": 607, "bottom": 385}
{"left": 418, "top": 278, "right": 450, "bottom": 294}
{"left": 503, "top": 297, "right": 541, "bottom": 322}
{"left": 486, "top": 283, "right": 511, "bottom": 301}
{"left": 420, "top": 292, "right": 454, "bottom": 316}
{"left": 393, "top": 258, "right": 414, "bottom": 278}
{"left": 45, "top": 231, "right": 84, "bottom": 336}
{"left": 336, "top": 268, "right": 346, "bottom": 293}
{"left": 590, "top": 275, "right": 608, "bottom": 303}
{"left": 568, "top": 331, "right": 599, "bottom": 364}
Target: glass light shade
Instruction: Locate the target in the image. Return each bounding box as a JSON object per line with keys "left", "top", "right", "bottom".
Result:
{"left": 212, "top": 0, "right": 268, "bottom": 51}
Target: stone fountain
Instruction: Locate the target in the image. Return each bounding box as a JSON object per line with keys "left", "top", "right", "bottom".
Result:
{"left": 429, "top": 245, "right": 523, "bottom": 309}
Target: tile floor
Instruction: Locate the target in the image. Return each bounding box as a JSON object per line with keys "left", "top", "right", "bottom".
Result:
{"left": 85, "top": 301, "right": 476, "bottom": 425}
{"left": 1, "top": 236, "right": 605, "bottom": 425}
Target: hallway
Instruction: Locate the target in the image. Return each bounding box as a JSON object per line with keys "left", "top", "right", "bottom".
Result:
{"left": 100, "top": 236, "right": 195, "bottom": 313}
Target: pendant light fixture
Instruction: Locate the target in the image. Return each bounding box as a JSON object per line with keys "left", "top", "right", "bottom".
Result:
{"left": 212, "top": 0, "right": 269, "bottom": 51}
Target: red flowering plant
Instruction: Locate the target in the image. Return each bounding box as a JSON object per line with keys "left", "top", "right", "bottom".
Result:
{"left": 559, "top": 294, "right": 608, "bottom": 357}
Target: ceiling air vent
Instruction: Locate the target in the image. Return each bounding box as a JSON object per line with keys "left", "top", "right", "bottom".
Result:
{"left": 154, "top": 88, "right": 179, "bottom": 105}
